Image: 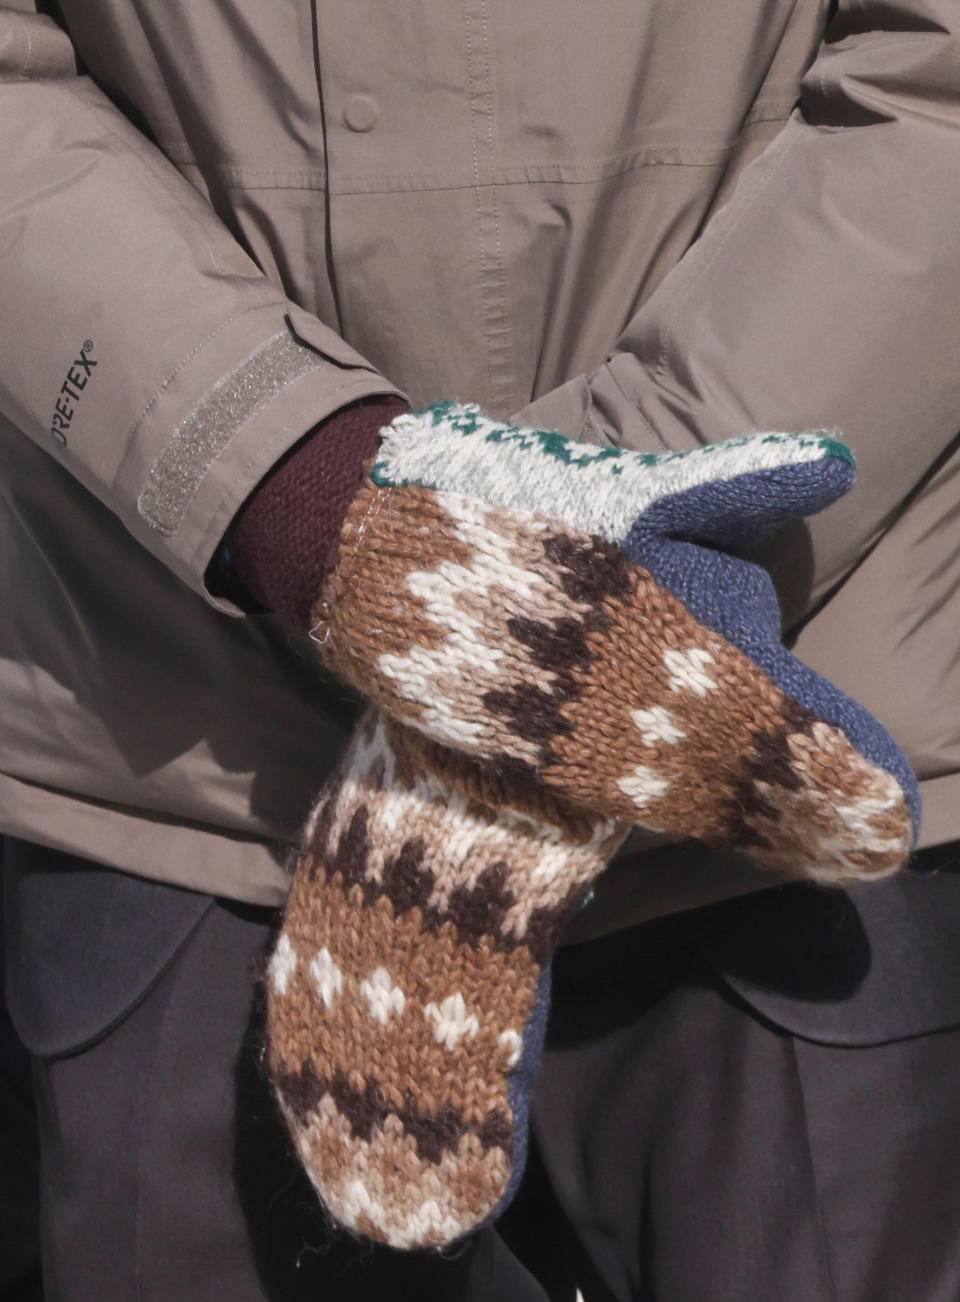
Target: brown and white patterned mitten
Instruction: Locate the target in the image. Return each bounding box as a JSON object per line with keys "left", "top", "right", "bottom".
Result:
{"left": 263, "top": 403, "right": 921, "bottom": 1252}
{"left": 266, "top": 708, "right": 625, "bottom": 1249}
{"left": 314, "top": 404, "right": 917, "bottom": 884}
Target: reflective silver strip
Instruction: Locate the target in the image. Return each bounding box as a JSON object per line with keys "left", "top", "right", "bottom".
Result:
{"left": 138, "top": 330, "right": 324, "bottom": 534}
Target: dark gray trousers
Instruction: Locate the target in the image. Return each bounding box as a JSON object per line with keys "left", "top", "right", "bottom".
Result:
{"left": 6, "top": 836, "right": 960, "bottom": 1301}
{"left": 535, "top": 906, "right": 960, "bottom": 1301}
{"left": 2, "top": 839, "right": 559, "bottom": 1302}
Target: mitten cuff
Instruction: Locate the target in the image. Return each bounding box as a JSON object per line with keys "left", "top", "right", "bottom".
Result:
{"left": 227, "top": 396, "right": 408, "bottom": 627}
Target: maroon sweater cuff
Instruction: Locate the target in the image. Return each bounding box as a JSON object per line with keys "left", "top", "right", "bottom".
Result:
{"left": 227, "top": 396, "right": 408, "bottom": 628}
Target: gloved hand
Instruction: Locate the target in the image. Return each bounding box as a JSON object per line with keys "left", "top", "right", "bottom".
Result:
{"left": 267, "top": 709, "right": 626, "bottom": 1249}
{"left": 313, "top": 401, "right": 919, "bottom": 882}
{"left": 263, "top": 402, "right": 919, "bottom": 1253}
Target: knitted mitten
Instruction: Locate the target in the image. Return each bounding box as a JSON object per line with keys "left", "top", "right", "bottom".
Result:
{"left": 267, "top": 708, "right": 626, "bottom": 1248}
{"left": 314, "top": 402, "right": 919, "bottom": 883}
{"left": 265, "top": 402, "right": 920, "bottom": 1251}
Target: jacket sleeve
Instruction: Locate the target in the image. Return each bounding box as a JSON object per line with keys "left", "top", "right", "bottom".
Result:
{"left": 0, "top": 4, "right": 403, "bottom": 609}
{"left": 513, "top": 0, "right": 960, "bottom": 624}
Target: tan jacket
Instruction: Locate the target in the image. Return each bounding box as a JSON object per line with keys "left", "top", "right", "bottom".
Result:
{"left": 2, "top": 0, "right": 959, "bottom": 938}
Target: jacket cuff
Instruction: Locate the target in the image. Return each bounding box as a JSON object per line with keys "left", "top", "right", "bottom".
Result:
{"left": 112, "top": 302, "right": 404, "bottom": 613}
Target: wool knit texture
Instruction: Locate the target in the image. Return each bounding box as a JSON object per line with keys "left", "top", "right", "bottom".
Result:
{"left": 267, "top": 710, "right": 625, "bottom": 1248}
{"left": 315, "top": 405, "right": 917, "bottom": 884}
{"left": 264, "top": 402, "right": 919, "bottom": 1252}
{"left": 229, "top": 396, "right": 407, "bottom": 626}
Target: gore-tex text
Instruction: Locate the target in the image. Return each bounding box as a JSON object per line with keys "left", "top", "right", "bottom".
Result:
{"left": 50, "top": 340, "right": 97, "bottom": 448}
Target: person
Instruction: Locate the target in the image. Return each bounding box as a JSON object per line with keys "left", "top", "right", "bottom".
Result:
{"left": 1, "top": 0, "right": 959, "bottom": 1297}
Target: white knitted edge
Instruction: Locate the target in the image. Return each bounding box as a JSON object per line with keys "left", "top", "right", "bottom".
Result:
{"left": 372, "top": 402, "right": 849, "bottom": 544}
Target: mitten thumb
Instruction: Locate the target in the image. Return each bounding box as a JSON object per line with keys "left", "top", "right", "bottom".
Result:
{"left": 372, "top": 403, "right": 855, "bottom": 552}
{"left": 624, "top": 430, "right": 856, "bottom": 551}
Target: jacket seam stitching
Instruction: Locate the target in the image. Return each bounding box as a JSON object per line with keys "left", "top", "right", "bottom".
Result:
{"left": 201, "top": 159, "right": 752, "bottom": 194}
{"left": 161, "top": 102, "right": 798, "bottom": 182}
{"left": 173, "top": 145, "right": 751, "bottom": 189}
{"left": 163, "top": 105, "right": 797, "bottom": 196}
{"left": 479, "top": 0, "right": 514, "bottom": 413}
{"left": 463, "top": 0, "right": 495, "bottom": 404}
{"left": 462, "top": 0, "right": 514, "bottom": 410}
{"left": 119, "top": 297, "right": 289, "bottom": 479}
